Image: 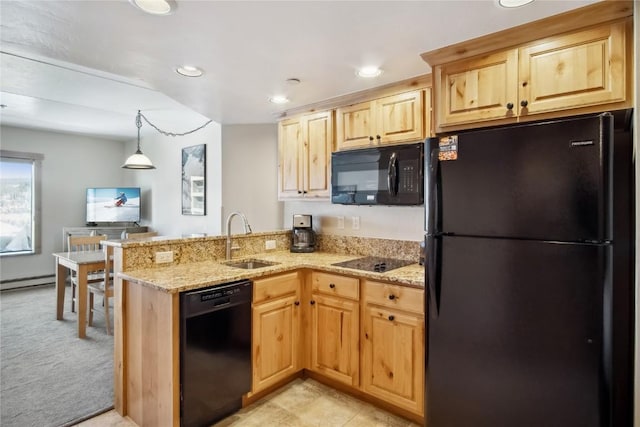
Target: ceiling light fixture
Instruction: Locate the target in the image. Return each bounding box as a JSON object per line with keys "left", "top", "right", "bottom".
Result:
{"left": 269, "top": 95, "right": 289, "bottom": 104}
{"left": 356, "top": 66, "right": 382, "bottom": 78}
{"left": 122, "top": 110, "right": 214, "bottom": 170}
{"left": 176, "top": 65, "right": 203, "bottom": 77}
{"left": 122, "top": 111, "right": 155, "bottom": 170}
{"left": 129, "top": 0, "right": 176, "bottom": 15}
{"left": 498, "top": 0, "right": 534, "bottom": 8}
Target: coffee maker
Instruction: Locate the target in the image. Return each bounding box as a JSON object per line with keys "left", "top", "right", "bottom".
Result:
{"left": 290, "top": 214, "right": 316, "bottom": 253}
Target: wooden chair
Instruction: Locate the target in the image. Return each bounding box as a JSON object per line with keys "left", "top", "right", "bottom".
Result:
{"left": 124, "top": 231, "right": 158, "bottom": 239}
{"left": 67, "top": 234, "right": 108, "bottom": 313}
{"left": 88, "top": 244, "right": 114, "bottom": 335}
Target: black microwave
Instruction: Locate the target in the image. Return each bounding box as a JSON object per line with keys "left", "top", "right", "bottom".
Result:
{"left": 331, "top": 142, "right": 424, "bottom": 205}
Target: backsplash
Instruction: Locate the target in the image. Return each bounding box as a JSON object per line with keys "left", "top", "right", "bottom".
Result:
{"left": 120, "top": 231, "right": 290, "bottom": 271}
{"left": 317, "top": 234, "right": 422, "bottom": 262}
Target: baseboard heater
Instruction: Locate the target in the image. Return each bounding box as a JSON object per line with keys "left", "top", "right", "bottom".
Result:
{"left": 0, "top": 275, "right": 56, "bottom": 291}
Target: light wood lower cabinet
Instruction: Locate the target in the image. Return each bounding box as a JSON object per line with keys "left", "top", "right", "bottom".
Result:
{"left": 250, "top": 271, "right": 425, "bottom": 419}
{"left": 309, "top": 272, "right": 360, "bottom": 386}
{"left": 251, "top": 272, "right": 302, "bottom": 394}
{"left": 362, "top": 280, "right": 425, "bottom": 416}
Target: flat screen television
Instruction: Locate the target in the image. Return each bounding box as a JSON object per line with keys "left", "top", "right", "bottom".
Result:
{"left": 86, "top": 187, "right": 141, "bottom": 224}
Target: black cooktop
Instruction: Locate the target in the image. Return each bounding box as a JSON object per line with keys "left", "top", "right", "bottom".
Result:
{"left": 331, "top": 256, "right": 414, "bottom": 273}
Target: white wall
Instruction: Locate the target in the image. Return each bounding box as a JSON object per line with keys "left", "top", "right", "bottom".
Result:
{"left": 125, "top": 121, "right": 223, "bottom": 237}
{"left": 283, "top": 201, "right": 424, "bottom": 242}
{"left": 220, "top": 123, "right": 424, "bottom": 241}
{"left": 221, "top": 124, "right": 284, "bottom": 234}
{"left": 0, "top": 126, "right": 129, "bottom": 282}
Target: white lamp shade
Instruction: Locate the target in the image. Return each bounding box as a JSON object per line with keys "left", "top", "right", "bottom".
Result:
{"left": 122, "top": 150, "right": 155, "bottom": 169}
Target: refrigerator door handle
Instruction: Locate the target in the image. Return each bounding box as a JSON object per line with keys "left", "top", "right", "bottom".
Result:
{"left": 387, "top": 151, "right": 398, "bottom": 196}
{"left": 426, "top": 234, "right": 439, "bottom": 318}
{"left": 425, "top": 138, "right": 439, "bottom": 235}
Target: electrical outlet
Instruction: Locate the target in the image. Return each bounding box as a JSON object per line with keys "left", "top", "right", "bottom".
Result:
{"left": 337, "top": 216, "right": 345, "bottom": 229}
{"left": 155, "top": 251, "right": 173, "bottom": 263}
{"left": 265, "top": 240, "right": 276, "bottom": 250}
{"left": 352, "top": 216, "right": 360, "bottom": 230}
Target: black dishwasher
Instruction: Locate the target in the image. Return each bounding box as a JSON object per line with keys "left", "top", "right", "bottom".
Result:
{"left": 180, "top": 279, "right": 252, "bottom": 427}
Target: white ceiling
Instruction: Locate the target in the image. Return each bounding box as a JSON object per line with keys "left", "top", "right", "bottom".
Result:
{"left": 0, "top": 0, "right": 599, "bottom": 142}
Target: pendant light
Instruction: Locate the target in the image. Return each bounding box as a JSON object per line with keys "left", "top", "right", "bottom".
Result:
{"left": 122, "top": 110, "right": 155, "bottom": 169}
{"left": 121, "top": 109, "right": 213, "bottom": 170}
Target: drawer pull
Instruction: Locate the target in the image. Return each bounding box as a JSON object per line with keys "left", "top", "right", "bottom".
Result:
{"left": 388, "top": 294, "right": 396, "bottom": 300}
{"left": 310, "top": 300, "right": 315, "bottom": 305}
{"left": 388, "top": 315, "right": 395, "bottom": 321}
{"left": 294, "top": 301, "right": 300, "bottom": 306}
{"left": 329, "top": 283, "right": 336, "bottom": 289}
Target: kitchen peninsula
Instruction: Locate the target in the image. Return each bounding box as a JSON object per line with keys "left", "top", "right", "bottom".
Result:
{"left": 106, "top": 232, "right": 425, "bottom": 427}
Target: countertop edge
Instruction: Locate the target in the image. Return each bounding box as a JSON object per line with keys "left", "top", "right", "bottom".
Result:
{"left": 118, "top": 252, "right": 425, "bottom": 294}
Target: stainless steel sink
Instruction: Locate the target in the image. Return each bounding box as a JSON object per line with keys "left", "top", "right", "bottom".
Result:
{"left": 223, "top": 259, "right": 279, "bottom": 269}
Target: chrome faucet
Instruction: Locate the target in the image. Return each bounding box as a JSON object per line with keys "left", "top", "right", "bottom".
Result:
{"left": 226, "top": 211, "right": 252, "bottom": 259}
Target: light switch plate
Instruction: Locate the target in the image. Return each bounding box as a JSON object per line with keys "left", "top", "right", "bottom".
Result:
{"left": 337, "top": 216, "right": 345, "bottom": 229}
{"left": 265, "top": 240, "right": 276, "bottom": 250}
{"left": 155, "top": 251, "right": 173, "bottom": 263}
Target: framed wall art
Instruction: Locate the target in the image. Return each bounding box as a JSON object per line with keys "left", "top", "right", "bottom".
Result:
{"left": 181, "top": 144, "right": 206, "bottom": 215}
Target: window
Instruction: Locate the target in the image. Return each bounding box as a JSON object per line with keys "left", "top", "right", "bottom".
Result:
{"left": 0, "top": 150, "right": 43, "bottom": 256}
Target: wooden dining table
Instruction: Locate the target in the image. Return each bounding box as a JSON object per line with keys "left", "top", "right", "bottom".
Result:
{"left": 53, "top": 249, "right": 106, "bottom": 338}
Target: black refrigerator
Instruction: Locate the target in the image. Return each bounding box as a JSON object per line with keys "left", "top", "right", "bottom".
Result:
{"left": 424, "top": 110, "right": 634, "bottom": 427}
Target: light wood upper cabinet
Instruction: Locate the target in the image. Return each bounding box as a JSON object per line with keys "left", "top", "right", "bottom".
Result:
{"left": 518, "top": 21, "right": 627, "bottom": 116}
{"left": 433, "top": 19, "right": 631, "bottom": 130}
{"left": 251, "top": 272, "right": 302, "bottom": 394}
{"left": 336, "top": 90, "right": 424, "bottom": 150}
{"left": 308, "top": 272, "right": 360, "bottom": 387}
{"left": 362, "top": 280, "right": 424, "bottom": 416}
{"left": 278, "top": 110, "right": 333, "bottom": 200}
{"left": 278, "top": 117, "right": 303, "bottom": 199}
{"left": 436, "top": 49, "right": 518, "bottom": 126}
{"left": 375, "top": 90, "right": 424, "bottom": 145}
{"left": 335, "top": 101, "right": 376, "bottom": 150}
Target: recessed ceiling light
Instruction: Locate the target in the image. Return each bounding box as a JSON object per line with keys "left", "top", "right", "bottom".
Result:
{"left": 269, "top": 95, "right": 290, "bottom": 104}
{"left": 357, "top": 66, "right": 382, "bottom": 78}
{"left": 498, "top": 0, "right": 534, "bottom": 8}
{"left": 129, "top": 0, "right": 176, "bottom": 15}
{"left": 176, "top": 65, "right": 203, "bottom": 77}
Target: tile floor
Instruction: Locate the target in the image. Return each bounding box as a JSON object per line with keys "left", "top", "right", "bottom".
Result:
{"left": 74, "top": 378, "right": 421, "bottom": 427}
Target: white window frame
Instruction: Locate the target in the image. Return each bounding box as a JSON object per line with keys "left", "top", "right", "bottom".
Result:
{"left": 0, "top": 149, "right": 43, "bottom": 257}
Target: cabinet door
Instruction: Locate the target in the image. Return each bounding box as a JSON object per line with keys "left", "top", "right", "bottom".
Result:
{"left": 518, "top": 20, "right": 628, "bottom": 116}
{"left": 375, "top": 90, "right": 424, "bottom": 145}
{"left": 362, "top": 303, "right": 424, "bottom": 415}
{"left": 252, "top": 293, "right": 301, "bottom": 393}
{"left": 309, "top": 294, "right": 359, "bottom": 386}
{"left": 436, "top": 49, "right": 518, "bottom": 127}
{"left": 278, "top": 117, "right": 303, "bottom": 199}
{"left": 302, "top": 111, "right": 333, "bottom": 199}
{"left": 335, "top": 101, "right": 376, "bottom": 150}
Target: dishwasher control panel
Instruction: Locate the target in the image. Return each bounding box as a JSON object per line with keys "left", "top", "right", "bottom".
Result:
{"left": 181, "top": 279, "right": 252, "bottom": 319}
{"left": 201, "top": 286, "right": 242, "bottom": 302}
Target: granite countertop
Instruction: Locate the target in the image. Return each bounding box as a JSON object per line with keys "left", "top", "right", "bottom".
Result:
{"left": 119, "top": 250, "right": 425, "bottom": 294}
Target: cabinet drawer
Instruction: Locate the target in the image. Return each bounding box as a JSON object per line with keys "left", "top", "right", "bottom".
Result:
{"left": 253, "top": 272, "right": 300, "bottom": 304}
{"left": 363, "top": 280, "right": 424, "bottom": 314}
{"left": 311, "top": 272, "right": 359, "bottom": 301}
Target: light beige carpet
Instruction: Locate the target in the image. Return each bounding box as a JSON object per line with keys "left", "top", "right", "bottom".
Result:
{"left": 0, "top": 284, "right": 113, "bottom": 427}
